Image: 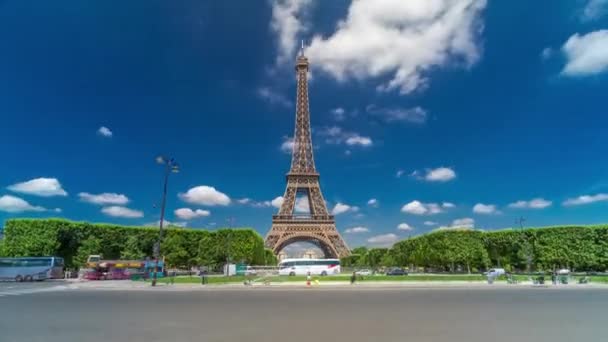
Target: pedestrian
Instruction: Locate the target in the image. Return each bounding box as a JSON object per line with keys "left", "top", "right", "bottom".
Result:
{"left": 350, "top": 271, "right": 356, "bottom": 285}
{"left": 306, "top": 271, "right": 311, "bottom": 287}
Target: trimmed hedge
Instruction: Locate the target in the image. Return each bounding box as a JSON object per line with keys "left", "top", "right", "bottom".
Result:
{"left": 2, "top": 218, "right": 269, "bottom": 269}
{"left": 390, "top": 225, "right": 608, "bottom": 272}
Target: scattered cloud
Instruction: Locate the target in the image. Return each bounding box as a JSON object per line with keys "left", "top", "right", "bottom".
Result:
{"left": 412, "top": 167, "right": 456, "bottom": 182}
{"left": 280, "top": 136, "right": 295, "bottom": 154}
{"left": 561, "top": 30, "right": 608, "bottom": 76}
{"left": 145, "top": 219, "right": 187, "bottom": 228}
{"left": 397, "top": 223, "right": 414, "bottom": 231}
{"left": 367, "top": 105, "right": 428, "bottom": 124}
{"left": 304, "top": 0, "right": 487, "bottom": 94}
{"left": 258, "top": 87, "right": 292, "bottom": 107}
{"left": 345, "top": 226, "right": 369, "bottom": 234}
{"left": 7, "top": 177, "right": 68, "bottom": 197}
{"left": 78, "top": 192, "right": 129, "bottom": 205}
{"left": 174, "top": 208, "right": 211, "bottom": 220}
{"left": 401, "top": 200, "right": 452, "bottom": 215}
{"left": 563, "top": 193, "right": 608, "bottom": 206}
{"left": 508, "top": 198, "right": 552, "bottom": 209}
{"left": 101, "top": 206, "right": 143, "bottom": 218}
{"left": 437, "top": 217, "right": 475, "bottom": 230}
{"left": 178, "top": 186, "right": 231, "bottom": 206}
{"left": 331, "top": 107, "right": 346, "bottom": 121}
{"left": 271, "top": 196, "right": 284, "bottom": 209}
{"left": 331, "top": 202, "right": 357, "bottom": 215}
{"left": 344, "top": 150, "right": 352, "bottom": 156}
{"left": 424, "top": 221, "right": 437, "bottom": 226}
{"left": 396, "top": 169, "right": 405, "bottom": 178}
{"left": 0, "top": 195, "right": 48, "bottom": 213}
{"left": 581, "top": 0, "right": 608, "bottom": 22}
{"left": 237, "top": 198, "right": 251, "bottom": 204}
{"left": 345, "top": 134, "right": 373, "bottom": 147}
{"left": 97, "top": 126, "right": 113, "bottom": 137}
{"left": 473, "top": 203, "right": 500, "bottom": 215}
{"left": 541, "top": 47, "right": 553, "bottom": 60}
{"left": 367, "top": 198, "right": 379, "bottom": 207}
{"left": 317, "top": 126, "right": 373, "bottom": 147}
{"left": 367, "top": 233, "right": 399, "bottom": 247}
{"left": 270, "top": 0, "right": 313, "bottom": 66}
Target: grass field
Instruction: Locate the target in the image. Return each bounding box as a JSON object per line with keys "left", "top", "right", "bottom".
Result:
{"left": 143, "top": 273, "right": 608, "bottom": 285}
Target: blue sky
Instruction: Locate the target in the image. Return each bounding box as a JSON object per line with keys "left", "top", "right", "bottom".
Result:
{"left": 1, "top": 0, "right": 608, "bottom": 248}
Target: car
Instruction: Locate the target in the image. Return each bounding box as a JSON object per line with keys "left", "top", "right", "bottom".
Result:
{"left": 244, "top": 266, "right": 257, "bottom": 276}
{"left": 557, "top": 268, "right": 570, "bottom": 275}
{"left": 386, "top": 268, "right": 408, "bottom": 276}
{"left": 484, "top": 268, "right": 506, "bottom": 277}
{"left": 355, "top": 269, "right": 372, "bottom": 276}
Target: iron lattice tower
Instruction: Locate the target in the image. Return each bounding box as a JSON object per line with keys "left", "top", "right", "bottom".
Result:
{"left": 265, "top": 49, "right": 350, "bottom": 258}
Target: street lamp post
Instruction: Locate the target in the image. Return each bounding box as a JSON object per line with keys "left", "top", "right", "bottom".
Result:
{"left": 225, "top": 217, "right": 235, "bottom": 275}
{"left": 151, "top": 156, "right": 179, "bottom": 287}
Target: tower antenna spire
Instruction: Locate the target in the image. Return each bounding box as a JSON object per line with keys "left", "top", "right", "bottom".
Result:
{"left": 301, "top": 39, "right": 304, "bottom": 55}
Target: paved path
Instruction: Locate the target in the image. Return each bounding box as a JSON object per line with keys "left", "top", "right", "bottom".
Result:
{"left": 1, "top": 284, "right": 607, "bottom": 342}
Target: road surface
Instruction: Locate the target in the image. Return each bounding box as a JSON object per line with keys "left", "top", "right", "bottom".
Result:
{"left": 1, "top": 284, "right": 606, "bottom": 342}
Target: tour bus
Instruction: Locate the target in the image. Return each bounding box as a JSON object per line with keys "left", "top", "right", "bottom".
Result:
{"left": 0, "top": 257, "right": 65, "bottom": 282}
{"left": 278, "top": 258, "right": 340, "bottom": 276}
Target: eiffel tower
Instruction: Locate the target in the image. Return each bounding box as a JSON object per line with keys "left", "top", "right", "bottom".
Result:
{"left": 265, "top": 46, "right": 350, "bottom": 259}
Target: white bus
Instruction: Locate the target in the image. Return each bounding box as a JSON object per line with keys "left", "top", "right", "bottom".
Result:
{"left": 278, "top": 258, "right": 340, "bottom": 276}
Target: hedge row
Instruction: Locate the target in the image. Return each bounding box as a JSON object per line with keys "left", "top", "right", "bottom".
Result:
{"left": 342, "top": 225, "right": 608, "bottom": 272}
{"left": 1, "top": 219, "right": 276, "bottom": 269}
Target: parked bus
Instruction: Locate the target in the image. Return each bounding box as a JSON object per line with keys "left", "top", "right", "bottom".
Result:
{"left": 278, "top": 258, "right": 340, "bottom": 276}
{"left": 0, "top": 257, "right": 64, "bottom": 282}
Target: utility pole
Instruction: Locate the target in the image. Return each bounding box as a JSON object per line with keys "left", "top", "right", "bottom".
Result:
{"left": 151, "top": 156, "right": 179, "bottom": 287}
{"left": 225, "top": 217, "right": 235, "bottom": 276}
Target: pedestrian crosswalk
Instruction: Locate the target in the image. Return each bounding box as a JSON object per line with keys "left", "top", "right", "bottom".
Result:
{"left": 0, "top": 284, "right": 69, "bottom": 297}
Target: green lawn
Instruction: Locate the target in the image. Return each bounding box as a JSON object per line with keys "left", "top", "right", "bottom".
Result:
{"left": 141, "top": 273, "right": 608, "bottom": 285}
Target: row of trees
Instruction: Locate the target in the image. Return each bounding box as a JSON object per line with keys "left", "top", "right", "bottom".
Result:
{"left": 1, "top": 219, "right": 277, "bottom": 269}
{"left": 342, "top": 226, "right": 608, "bottom": 273}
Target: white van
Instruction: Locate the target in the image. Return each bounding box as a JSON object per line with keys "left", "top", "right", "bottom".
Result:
{"left": 485, "top": 268, "right": 506, "bottom": 277}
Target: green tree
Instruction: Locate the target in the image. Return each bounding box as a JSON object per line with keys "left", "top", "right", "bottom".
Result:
{"left": 74, "top": 236, "right": 102, "bottom": 267}
{"left": 121, "top": 235, "right": 145, "bottom": 260}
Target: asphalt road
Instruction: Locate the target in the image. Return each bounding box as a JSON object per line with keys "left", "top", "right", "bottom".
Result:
{"left": 1, "top": 285, "right": 607, "bottom": 342}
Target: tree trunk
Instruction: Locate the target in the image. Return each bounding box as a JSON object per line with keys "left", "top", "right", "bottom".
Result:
{"left": 467, "top": 262, "right": 471, "bottom": 274}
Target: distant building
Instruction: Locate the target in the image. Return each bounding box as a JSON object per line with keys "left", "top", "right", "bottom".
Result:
{"left": 299, "top": 249, "right": 323, "bottom": 259}
{"left": 277, "top": 251, "right": 288, "bottom": 261}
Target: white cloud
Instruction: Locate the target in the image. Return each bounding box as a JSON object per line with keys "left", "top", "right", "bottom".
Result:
{"left": 270, "top": 0, "right": 313, "bottom": 65}
{"left": 472, "top": 203, "right": 500, "bottom": 215}
{"left": 331, "top": 202, "right": 356, "bottom": 215}
{"left": 178, "top": 186, "right": 231, "bottom": 206}
{"left": 424, "top": 167, "right": 456, "bottom": 182}
{"left": 582, "top": 0, "right": 608, "bottom": 21}
{"left": 396, "top": 169, "right": 405, "bottom": 178}
{"left": 97, "top": 126, "right": 113, "bottom": 137}
{"left": 442, "top": 202, "right": 455, "bottom": 208}
{"left": 101, "top": 206, "right": 143, "bottom": 218}
{"left": 237, "top": 198, "right": 251, "bottom": 204}
{"left": 146, "top": 219, "right": 187, "bottom": 228}
{"left": 508, "top": 198, "right": 552, "bottom": 209}
{"left": 401, "top": 200, "right": 448, "bottom": 215}
{"left": 0, "top": 195, "right": 47, "bottom": 213}
{"left": 561, "top": 30, "right": 608, "bottom": 76}
{"left": 541, "top": 47, "right": 553, "bottom": 60}
{"left": 78, "top": 192, "right": 129, "bottom": 205}
{"left": 271, "top": 196, "right": 284, "bottom": 208}
{"left": 304, "top": 0, "right": 487, "bottom": 94}
{"left": 345, "top": 134, "right": 373, "bottom": 147}
{"left": 345, "top": 226, "right": 370, "bottom": 234}
{"left": 563, "top": 193, "right": 608, "bottom": 206}
{"left": 174, "top": 208, "right": 210, "bottom": 220}
{"left": 397, "top": 223, "right": 414, "bottom": 231}
{"left": 424, "top": 221, "right": 437, "bottom": 226}
{"left": 294, "top": 196, "right": 310, "bottom": 213}
{"left": 437, "top": 217, "right": 475, "bottom": 230}
{"left": 331, "top": 107, "right": 346, "bottom": 121}
{"left": 258, "top": 87, "right": 292, "bottom": 107}
{"left": 7, "top": 177, "right": 68, "bottom": 197}
{"left": 280, "top": 136, "right": 295, "bottom": 154}
{"left": 367, "top": 233, "right": 399, "bottom": 247}
{"left": 367, "top": 105, "right": 428, "bottom": 124}
{"left": 367, "top": 198, "right": 379, "bottom": 207}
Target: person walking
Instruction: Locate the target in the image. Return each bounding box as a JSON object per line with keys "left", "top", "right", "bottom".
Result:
{"left": 350, "top": 271, "right": 357, "bottom": 285}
